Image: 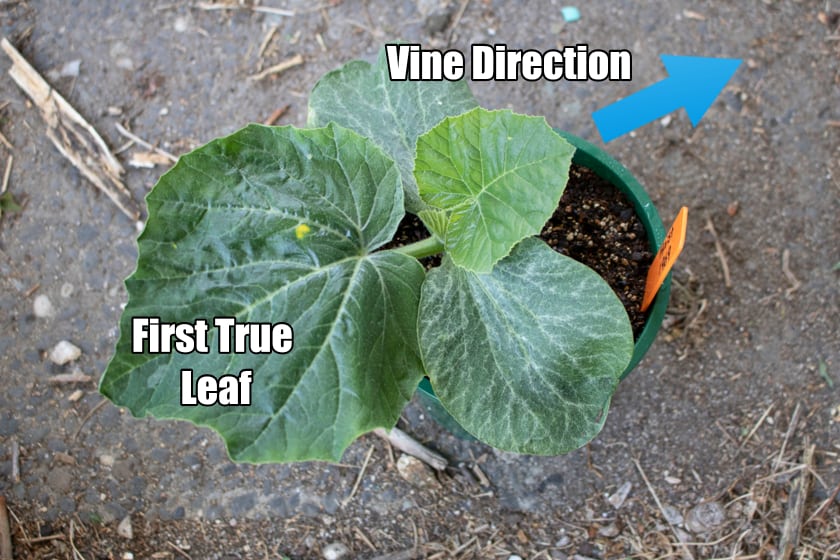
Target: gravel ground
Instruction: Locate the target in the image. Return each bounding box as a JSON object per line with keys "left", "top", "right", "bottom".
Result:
{"left": 1, "top": 1, "right": 838, "bottom": 558}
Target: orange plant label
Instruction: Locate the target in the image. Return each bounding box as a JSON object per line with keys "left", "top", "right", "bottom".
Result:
{"left": 641, "top": 206, "right": 688, "bottom": 312}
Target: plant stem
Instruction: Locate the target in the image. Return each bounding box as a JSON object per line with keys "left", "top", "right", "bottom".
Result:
{"left": 391, "top": 236, "right": 444, "bottom": 260}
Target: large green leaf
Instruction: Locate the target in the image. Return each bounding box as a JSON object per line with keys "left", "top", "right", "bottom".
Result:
{"left": 415, "top": 108, "right": 574, "bottom": 273}
{"left": 100, "top": 123, "right": 426, "bottom": 463}
{"left": 307, "top": 47, "right": 477, "bottom": 213}
{"left": 418, "top": 238, "right": 633, "bottom": 455}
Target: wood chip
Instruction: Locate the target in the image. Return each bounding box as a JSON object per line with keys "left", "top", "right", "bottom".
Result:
{"left": 129, "top": 151, "right": 175, "bottom": 168}
{"left": 373, "top": 427, "right": 447, "bottom": 471}
{"left": 0, "top": 496, "right": 12, "bottom": 560}
{"left": 48, "top": 371, "right": 93, "bottom": 384}
{"left": 248, "top": 54, "right": 304, "bottom": 81}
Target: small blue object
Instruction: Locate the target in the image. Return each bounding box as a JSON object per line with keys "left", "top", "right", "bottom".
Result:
{"left": 561, "top": 6, "right": 580, "bottom": 22}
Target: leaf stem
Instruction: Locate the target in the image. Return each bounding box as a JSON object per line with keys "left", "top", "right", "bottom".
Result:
{"left": 391, "top": 236, "right": 444, "bottom": 260}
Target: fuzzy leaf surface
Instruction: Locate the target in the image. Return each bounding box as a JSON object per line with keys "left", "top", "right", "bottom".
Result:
{"left": 415, "top": 108, "right": 574, "bottom": 273}
{"left": 418, "top": 238, "right": 633, "bottom": 454}
{"left": 307, "top": 47, "right": 477, "bottom": 213}
{"left": 100, "top": 123, "right": 426, "bottom": 463}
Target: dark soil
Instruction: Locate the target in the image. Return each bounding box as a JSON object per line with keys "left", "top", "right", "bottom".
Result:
{"left": 384, "top": 164, "right": 653, "bottom": 337}
{"left": 542, "top": 164, "right": 653, "bottom": 337}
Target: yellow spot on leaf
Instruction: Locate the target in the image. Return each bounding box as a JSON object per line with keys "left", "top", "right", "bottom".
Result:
{"left": 295, "top": 224, "right": 311, "bottom": 239}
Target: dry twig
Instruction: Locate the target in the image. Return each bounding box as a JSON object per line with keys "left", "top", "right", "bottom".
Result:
{"left": 1, "top": 155, "right": 11, "bottom": 194}
{"left": 704, "top": 216, "right": 732, "bottom": 288}
{"left": 1, "top": 38, "right": 139, "bottom": 220}
{"left": 633, "top": 458, "right": 695, "bottom": 560}
{"left": 781, "top": 249, "right": 801, "bottom": 296}
{"left": 446, "top": 0, "right": 470, "bottom": 46}
{"left": 167, "top": 540, "right": 193, "bottom": 559}
{"left": 342, "top": 444, "right": 375, "bottom": 507}
{"left": 48, "top": 371, "right": 93, "bottom": 384}
{"left": 373, "top": 427, "right": 448, "bottom": 471}
{"left": 114, "top": 122, "right": 178, "bottom": 163}
{"left": 369, "top": 550, "right": 418, "bottom": 560}
{"left": 249, "top": 54, "right": 304, "bottom": 81}
{"left": 72, "top": 399, "right": 107, "bottom": 440}
{"left": 778, "top": 444, "right": 815, "bottom": 560}
{"left": 263, "top": 104, "right": 290, "bottom": 126}
{"left": 194, "top": 2, "right": 295, "bottom": 17}
{"left": 739, "top": 402, "right": 774, "bottom": 450}
{"left": 775, "top": 402, "right": 801, "bottom": 471}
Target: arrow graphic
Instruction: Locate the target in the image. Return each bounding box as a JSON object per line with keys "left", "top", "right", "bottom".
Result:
{"left": 592, "top": 55, "right": 742, "bottom": 143}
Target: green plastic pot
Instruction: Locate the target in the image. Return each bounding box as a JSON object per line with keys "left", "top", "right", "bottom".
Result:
{"left": 416, "top": 130, "right": 672, "bottom": 440}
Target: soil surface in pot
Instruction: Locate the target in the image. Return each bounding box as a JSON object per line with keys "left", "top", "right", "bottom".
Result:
{"left": 383, "top": 164, "right": 653, "bottom": 338}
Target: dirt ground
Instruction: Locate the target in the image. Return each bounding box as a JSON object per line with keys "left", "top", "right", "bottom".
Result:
{"left": 1, "top": 1, "right": 838, "bottom": 559}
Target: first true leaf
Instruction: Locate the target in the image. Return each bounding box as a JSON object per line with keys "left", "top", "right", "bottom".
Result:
{"left": 100, "top": 123, "right": 426, "bottom": 464}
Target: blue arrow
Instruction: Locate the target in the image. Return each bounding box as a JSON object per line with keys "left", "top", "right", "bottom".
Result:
{"left": 592, "top": 55, "right": 742, "bottom": 143}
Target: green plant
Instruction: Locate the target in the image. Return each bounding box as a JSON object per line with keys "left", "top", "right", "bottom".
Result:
{"left": 100, "top": 48, "right": 637, "bottom": 462}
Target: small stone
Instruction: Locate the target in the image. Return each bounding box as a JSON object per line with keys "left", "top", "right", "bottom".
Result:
{"left": 49, "top": 340, "right": 82, "bottom": 365}
{"left": 660, "top": 114, "right": 673, "bottom": 127}
{"left": 117, "top": 515, "right": 133, "bottom": 539}
{"left": 396, "top": 454, "right": 437, "bottom": 488}
{"left": 598, "top": 523, "right": 620, "bottom": 537}
{"left": 662, "top": 504, "right": 683, "bottom": 526}
{"left": 33, "top": 294, "right": 55, "bottom": 318}
{"left": 68, "top": 390, "right": 84, "bottom": 402}
{"left": 60, "top": 59, "right": 81, "bottom": 78}
{"left": 60, "top": 283, "right": 75, "bottom": 298}
{"left": 508, "top": 555, "right": 523, "bottom": 560}
{"left": 607, "top": 481, "right": 632, "bottom": 508}
{"left": 685, "top": 501, "right": 726, "bottom": 533}
{"left": 554, "top": 535, "right": 571, "bottom": 547}
{"left": 100, "top": 454, "right": 116, "bottom": 467}
{"left": 664, "top": 475, "right": 682, "bottom": 485}
{"left": 122, "top": 553, "right": 134, "bottom": 560}
{"left": 322, "top": 542, "right": 349, "bottom": 560}
{"left": 173, "top": 16, "right": 190, "bottom": 32}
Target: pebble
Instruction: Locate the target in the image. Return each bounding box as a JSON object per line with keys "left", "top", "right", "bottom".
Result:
{"left": 607, "top": 481, "right": 632, "bottom": 508}
{"left": 33, "top": 294, "right": 55, "bottom": 318}
{"left": 662, "top": 504, "right": 683, "bottom": 526}
{"left": 173, "top": 16, "right": 190, "bottom": 32}
{"left": 60, "top": 283, "right": 75, "bottom": 298}
{"left": 100, "top": 454, "right": 116, "bottom": 467}
{"left": 396, "top": 454, "right": 437, "bottom": 488}
{"left": 597, "top": 523, "right": 620, "bottom": 537}
{"left": 685, "top": 501, "right": 726, "bottom": 533}
{"left": 508, "top": 555, "right": 523, "bottom": 560}
{"left": 49, "top": 340, "right": 81, "bottom": 365}
{"left": 554, "top": 535, "right": 571, "bottom": 547}
{"left": 121, "top": 553, "right": 134, "bottom": 560}
{"left": 117, "top": 515, "right": 133, "bottom": 539}
{"left": 322, "top": 542, "right": 349, "bottom": 560}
